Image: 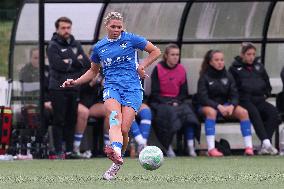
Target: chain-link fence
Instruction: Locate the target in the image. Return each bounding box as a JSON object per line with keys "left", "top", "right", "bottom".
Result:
{"left": 0, "top": 9, "right": 17, "bottom": 77}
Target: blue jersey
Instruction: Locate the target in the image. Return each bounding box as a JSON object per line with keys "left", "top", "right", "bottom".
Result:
{"left": 90, "top": 32, "right": 147, "bottom": 91}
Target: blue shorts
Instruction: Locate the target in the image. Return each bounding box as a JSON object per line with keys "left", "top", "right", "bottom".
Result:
{"left": 103, "top": 88, "right": 143, "bottom": 112}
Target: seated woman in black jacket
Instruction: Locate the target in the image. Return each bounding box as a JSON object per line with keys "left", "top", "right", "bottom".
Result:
{"left": 229, "top": 42, "right": 280, "bottom": 155}
{"left": 197, "top": 50, "right": 254, "bottom": 157}
{"left": 149, "top": 43, "right": 200, "bottom": 157}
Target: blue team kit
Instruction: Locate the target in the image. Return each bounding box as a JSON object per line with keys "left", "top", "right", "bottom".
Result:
{"left": 90, "top": 31, "right": 147, "bottom": 111}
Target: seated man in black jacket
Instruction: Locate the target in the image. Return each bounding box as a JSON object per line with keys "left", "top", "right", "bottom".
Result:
{"left": 19, "top": 48, "right": 39, "bottom": 83}
{"left": 47, "top": 17, "right": 90, "bottom": 159}
{"left": 149, "top": 43, "right": 200, "bottom": 157}
{"left": 197, "top": 50, "right": 254, "bottom": 157}
{"left": 229, "top": 42, "right": 280, "bottom": 155}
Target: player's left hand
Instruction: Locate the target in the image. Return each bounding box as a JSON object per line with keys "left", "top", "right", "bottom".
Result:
{"left": 137, "top": 65, "right": 148, "bottom": 79}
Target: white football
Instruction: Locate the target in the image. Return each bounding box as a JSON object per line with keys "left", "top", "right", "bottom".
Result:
{"left": 138, "top": 146, "right": 164, "bottom": 171}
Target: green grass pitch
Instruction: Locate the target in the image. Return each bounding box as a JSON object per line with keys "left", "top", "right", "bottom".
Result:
{"left": 0, "top": 156, "right": 283, "bottom": 189}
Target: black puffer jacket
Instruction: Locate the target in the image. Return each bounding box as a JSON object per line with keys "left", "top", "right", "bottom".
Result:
{"left": 47, "top": 33, "right": 90, "bottom": 90}
{"left": 229, "top": 56, "right": 271, "bottom": 102}
{"left": 197, "top": 66, "right": 239, "bottom": 109}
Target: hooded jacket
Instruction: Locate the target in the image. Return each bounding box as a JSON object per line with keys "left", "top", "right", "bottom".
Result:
{"left": 229, "top": 56, "right": 271, "bottom": 102}
{"left": 197, "top": 65, "right": 239, "bottom": 109}
{"left": 47, "top": 33, "right": 90, "bottom": 90}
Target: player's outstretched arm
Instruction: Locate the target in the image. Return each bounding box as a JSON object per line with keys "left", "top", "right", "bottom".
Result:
{"left": 138, "top": 42, "right": 161, "bottom": 79}
{"left": 62, "top": 63, "right": 100, "bottom": 87}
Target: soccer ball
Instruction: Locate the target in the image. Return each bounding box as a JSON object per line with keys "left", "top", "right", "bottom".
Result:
{"left": 138, "top": 146, "right": 164, "bottom": 171}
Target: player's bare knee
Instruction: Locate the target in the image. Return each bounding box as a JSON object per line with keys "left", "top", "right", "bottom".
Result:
{"left": 238, "top": 108, "right": 249, "bottom": 120}
{"left": 121, "top": 127, "right": 129, "bottom": 136}
{"left": 205, "top": 108, "right": 217, "bottom": 119}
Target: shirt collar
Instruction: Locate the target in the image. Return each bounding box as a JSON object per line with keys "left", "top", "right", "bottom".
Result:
{"left": 106, "top": 34, "right": 121, "bottom": 42}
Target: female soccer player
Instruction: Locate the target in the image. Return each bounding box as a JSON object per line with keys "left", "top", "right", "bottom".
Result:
{"left": 62, "top": 12, "right": 161, "bottom": 180}
{"left": 197, "top": 50, "right": 254, "bottom": 157}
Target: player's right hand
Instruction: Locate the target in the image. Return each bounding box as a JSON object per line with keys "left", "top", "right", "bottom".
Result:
{"left": 61, "top": 79, "right": 77, "bottom": 88}
{"left": 137, "top": 64, "right": 149, "bottom": 79}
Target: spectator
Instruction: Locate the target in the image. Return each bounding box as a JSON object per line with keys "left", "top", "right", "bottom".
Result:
{"left": 19, "top": 48, "right": 39, "bottom": 82}
{"left": 19, "top": 47, "right": 50, "bottom": 131}
{"left": 149, "top": 43, "right": 200, "bottom": 157}
{"left": 229, "top": 42, "right": 280, "bottom": 155}
{"left": 47, "top": 17, "right": 90, "bottom": 159}
{"left": 197, "top": 49, "right": 254, "bottom": 157}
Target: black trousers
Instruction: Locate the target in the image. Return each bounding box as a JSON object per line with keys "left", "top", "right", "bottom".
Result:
{"left": 50, "top": 90, "right": 79, "bottom": 153}
{"left": 151, "top": 102, "right": 200, "bottom": 151}
{"left": 240, "top": 100, "right": 281, "bottom": 141}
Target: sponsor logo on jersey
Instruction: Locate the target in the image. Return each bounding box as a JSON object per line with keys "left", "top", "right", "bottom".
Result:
{"left": 120, "top": 42, "right": 127, "bottom": 49}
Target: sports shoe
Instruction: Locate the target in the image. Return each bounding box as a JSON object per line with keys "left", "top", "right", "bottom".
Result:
{"left": 259, "top": 145, "right": 278, "bottom": 155}
{"left": 103, "top": 163, "right": 121, "bottom": 181}
{"left": 166, "top": 145, "right": 176, "bottom": 158}
{"left": 244, "top": 147, "right": 254, "bottom": 156}
{"left": 258, "top": 146, "right": 269, "bottom": 155}
{"left": 208, "top": 148, "right": 223, "bottom": 157}
{"left": 15, "top": 154, "right": 33, "bottom": 160}
{"left": 80, "top": 150, "right": 92, "bottom": 159}
{"left": 104, "top": 145, "right": 124, "bottom": 165}
{"left": 188, "top": 149, "right": 197, "bottom": 157}
{"left": 65, "top": 151, "right": 81, "bottom": 159}
{"left": 267, "top": 145, "right": 278, "bottom": 155}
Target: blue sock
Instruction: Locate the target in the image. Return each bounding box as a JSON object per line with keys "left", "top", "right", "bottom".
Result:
{"left": 73, "top": 134, "right": 83, "bottom": 150}
{"left": 130, "top": 120, "right": 141, "bottom": 137}
{"left": 138, "top": 108, "right": 152, "bottom": 139}
{"left": 185, "top": 127, "right": 194, "bottom": 140}
{"left": 205, "top": 119, "right": 216, "bottom": 136}
{"left": 240, "top": 120, "right": 252, "bottom": 137}
{"left": 111, "top": 142, "right": 122, "bottom": 150}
